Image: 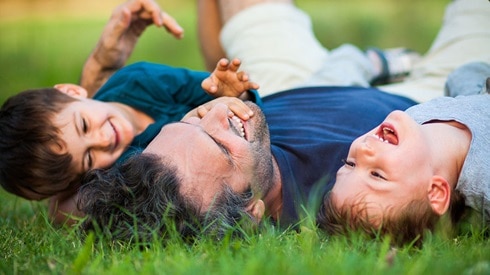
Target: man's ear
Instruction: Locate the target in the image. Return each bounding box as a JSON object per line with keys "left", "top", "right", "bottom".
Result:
{"left": 54, "top": 83, "right": 88, "bottom": 99}
{"left": 427, "top": 176, "right": 451, "bottom": 216}
{"left": 245, "top": 199, "right": 265, "bottom": 222}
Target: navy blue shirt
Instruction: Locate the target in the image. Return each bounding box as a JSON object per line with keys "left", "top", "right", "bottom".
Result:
{"left": 262, "top": 87, "right": 417, "bottom": 226}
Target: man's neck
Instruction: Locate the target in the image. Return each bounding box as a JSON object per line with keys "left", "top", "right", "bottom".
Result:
{"left": 262, "top": 157, "right": 283, "bottom": 220}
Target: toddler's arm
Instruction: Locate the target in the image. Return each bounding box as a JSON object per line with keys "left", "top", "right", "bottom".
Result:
{"left": 202, "top": 58, "right": 260, "bottom": 100}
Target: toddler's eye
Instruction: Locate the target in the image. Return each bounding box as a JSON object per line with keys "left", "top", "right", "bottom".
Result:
{"left": 371, "top": 171, "right": 387, "bottom": 180}
{"left": 341, "top": 159, "right": 355, "bottom": 167}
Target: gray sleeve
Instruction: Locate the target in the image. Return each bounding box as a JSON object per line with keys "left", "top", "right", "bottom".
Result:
{"left": 444, "top": 62, "right": 490, "bottom": 97}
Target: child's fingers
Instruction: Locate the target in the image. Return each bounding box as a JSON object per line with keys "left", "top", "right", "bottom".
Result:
{"left": 196, "top": 105, "right": 209, "bottom": 118}
{"left": 201, "top": 78, "right": 218, "bottom": 95}
{"left": 237, "top": 71, "right": 249, "bottom": 82}
{"left": 249, "top": 81, "right": 260, "bottom": 90}
{"left": 217, "top": 58, "right": 230, "bottom": 71}
{"left": 228, "top": 58, "right": 241, "bottom": 72}
{"left": 227, "top": 100, "right": 254, "bottom": 120}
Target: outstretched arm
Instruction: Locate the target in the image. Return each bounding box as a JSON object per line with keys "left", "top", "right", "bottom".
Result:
{"left": 201, "top": 58, "right": 260, "bottom": 100}
{"left": 80, "top": 0, "right": 184, "bottom": 97}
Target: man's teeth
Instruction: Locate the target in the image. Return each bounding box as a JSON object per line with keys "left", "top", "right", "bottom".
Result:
{"left": 232, "top": 116, "right": 245, "bottom": 138}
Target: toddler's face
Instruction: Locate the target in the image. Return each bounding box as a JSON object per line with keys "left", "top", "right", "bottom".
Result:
{"left": 52, "top": 98, "right": 136, "bottom": 175}
{"left": 330, "top": 110, "right": 433, "bottom": 224}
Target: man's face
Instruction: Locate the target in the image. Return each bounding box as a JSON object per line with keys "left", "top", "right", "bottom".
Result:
{"left": 53, "top": 98, "right": 136, "bottom": 175}
{"left": 331, "top": 110, "right": 433, "bottom": 224}
{"left": 144, "top": 102, "right": 274, "bottom": 211}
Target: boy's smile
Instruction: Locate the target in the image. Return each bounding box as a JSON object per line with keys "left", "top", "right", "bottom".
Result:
{"left": 53, "top": 98, "right": 137, "bottom": 174}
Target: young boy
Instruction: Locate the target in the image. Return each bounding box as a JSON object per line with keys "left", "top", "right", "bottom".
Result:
{"left": 318, "top": 63, "right": 490, "bottom": 245}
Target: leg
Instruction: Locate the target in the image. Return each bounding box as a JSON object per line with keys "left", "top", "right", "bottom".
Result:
{"left": 217, "top": 0, "right": 373, "bottom": 97}
{"left": 197, "top": 0, "right": 226, "bottom": 71}
{"left": 378, "top": 0, "right": 490, "bottom": 102}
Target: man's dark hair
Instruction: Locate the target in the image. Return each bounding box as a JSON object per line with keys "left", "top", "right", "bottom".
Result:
{"left": 317, "top": 189, "right": 467, "bottom": 247}
{"left": 0, "top": 88, "right": 81, "bottom": 200}
{"left": 78, "top": 153, "right": 256, "bottom": 244}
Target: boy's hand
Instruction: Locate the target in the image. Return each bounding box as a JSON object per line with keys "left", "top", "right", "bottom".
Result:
{"left": 182, "top": 97, "right": 254, "bottom": 121}
{"left": 81, "top": 0, "right": 184, "bottom": 97}
{"left": 201, "top": 58, "right": 260, "bottom": 100}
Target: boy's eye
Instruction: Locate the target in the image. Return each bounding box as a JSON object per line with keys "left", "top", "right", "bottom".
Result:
{"left": 341, "top": 159, "right": 355, "bottom": 167}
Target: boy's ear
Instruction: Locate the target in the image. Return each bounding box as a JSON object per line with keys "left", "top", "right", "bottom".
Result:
{"left": 54, "top": 84, "right": 88, "bottom": 99}
{"left": 245, "top": 199, "right": 265, "bottom": 222}
{"left": 427, "top": 176, "right": 451, "bottom": 216}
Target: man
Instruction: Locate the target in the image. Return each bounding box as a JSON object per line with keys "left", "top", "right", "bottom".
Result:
{"left": 78, "top": 0, "right": 490, "bottom": 242}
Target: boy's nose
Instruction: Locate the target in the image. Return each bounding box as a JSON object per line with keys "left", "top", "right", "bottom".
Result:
{"left": 88, "top": 127, "right": 113, "bottom": 151}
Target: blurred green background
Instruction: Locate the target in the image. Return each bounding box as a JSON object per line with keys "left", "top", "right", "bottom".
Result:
{"left": 0, "top": 0, "right": 448, "bottom": 105}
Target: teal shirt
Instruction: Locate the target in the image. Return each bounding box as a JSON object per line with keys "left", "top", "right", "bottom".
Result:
{"left": 93, "top": 62, "right": 261, "bottom": 162}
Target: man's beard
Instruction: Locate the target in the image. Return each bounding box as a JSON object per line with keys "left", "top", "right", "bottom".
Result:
{"left": 244, "top": 101, "right": 275, "bottom": 198}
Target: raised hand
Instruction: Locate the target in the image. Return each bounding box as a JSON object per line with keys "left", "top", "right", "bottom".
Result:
{"left": 81, "top": 0, "right": 184, "bottom": 96}
{"left": 201, "top": 58, "right": 260, "bottom": 100}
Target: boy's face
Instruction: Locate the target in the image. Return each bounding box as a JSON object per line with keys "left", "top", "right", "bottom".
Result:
{"left": 52, "top": 97, "right": 136, "bottom": 175}
{"left": 331, "top": 110, "right": 433, "bottom": 224}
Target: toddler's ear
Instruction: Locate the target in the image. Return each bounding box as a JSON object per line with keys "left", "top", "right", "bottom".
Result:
{"left": 53, "top": 84, "right": 88, "bottom": 99}
{"left": 427, "top": 176, "right": 451, "bottom": 216}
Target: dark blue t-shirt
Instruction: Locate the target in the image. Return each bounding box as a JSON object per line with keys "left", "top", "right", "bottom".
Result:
{"left": 262, "top": 86, "right": 417, "bottom": 226}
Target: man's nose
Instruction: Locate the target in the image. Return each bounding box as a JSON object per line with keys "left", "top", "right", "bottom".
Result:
{"left": 201, "top": 103, "right": 231, "bottom": 130}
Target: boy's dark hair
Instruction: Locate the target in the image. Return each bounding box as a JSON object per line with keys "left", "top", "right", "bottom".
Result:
{"left": 317, "top": 189, "right": 467, "bottom": 247}
{"left": 0, "top": 88, "right": 81, "bottom": 200}
{"left": 78, "top": 153, "right": 256, "bottom": 244}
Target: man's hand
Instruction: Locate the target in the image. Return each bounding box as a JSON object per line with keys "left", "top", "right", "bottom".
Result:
{"left": 81, "top": 0, "right": 184, "bottom": 97}
{"left": 182, "top": 97, "right": 254, "bottom": 121}
{"left": 201, "top": 58, "right": 260, "bottom": 100}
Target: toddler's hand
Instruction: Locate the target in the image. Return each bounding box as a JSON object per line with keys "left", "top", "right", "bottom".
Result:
{"left": 201, "top": 58, "right": 260, "bottom": 98}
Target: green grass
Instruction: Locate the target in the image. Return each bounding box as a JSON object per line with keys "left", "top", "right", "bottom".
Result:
{"left": 2, "top": 0, "right": 490, "bottom": 274}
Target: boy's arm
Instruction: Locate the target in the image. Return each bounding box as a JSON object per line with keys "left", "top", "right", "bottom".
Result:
{"left": 80, "top": 0, "right": 184, "bottom": 97}
{"left": 201, "top": 58, "right": 260, "bottom": 101}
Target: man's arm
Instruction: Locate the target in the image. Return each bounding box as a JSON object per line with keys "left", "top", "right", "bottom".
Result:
{"left": 80, "top": 0, "right": 184, "bottom": 97}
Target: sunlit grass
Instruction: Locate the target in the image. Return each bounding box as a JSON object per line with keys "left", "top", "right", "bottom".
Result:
{"left": 3, "top": 1, "right": 488, "bottom": 274}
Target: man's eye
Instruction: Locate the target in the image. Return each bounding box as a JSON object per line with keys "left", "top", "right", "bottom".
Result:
{"left": 82, "top": 118, "right": 88, "bottom": 133}
{"left": 342, "top": 159, "right": 355, "bottom": 167}
{"left": 371, "top": 171, "right": 386, "bottom": 180}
